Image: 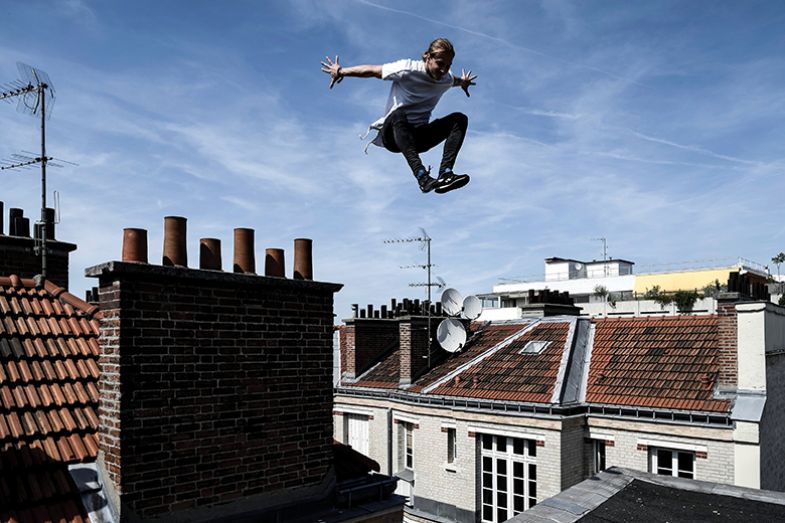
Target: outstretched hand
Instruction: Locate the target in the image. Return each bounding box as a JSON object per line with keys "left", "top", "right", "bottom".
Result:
{"left": 320, "top": 55, "right": 343, "bottom": 89}
{"left": 457, "top": 68, "right": 477, "bottom": 97}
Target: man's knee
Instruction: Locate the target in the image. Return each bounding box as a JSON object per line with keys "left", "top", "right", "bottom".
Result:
{"left": 449, "top": 112, "right": 468, "bottom": 130}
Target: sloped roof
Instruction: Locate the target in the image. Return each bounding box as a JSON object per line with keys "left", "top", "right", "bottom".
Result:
{"left": 0, "top": 275, "right": 100, "bottom": 523}
{"left": 425, "top": 321, "right": 570, "bottom": 402}
{"left": 587, "top": 316, "right": 731, "bottom": 412}
{"left": 343, "top": 313, "right": 733, "bottom": 414}
{"left": 348, "top": 322, "right": 532, "bottom": 390}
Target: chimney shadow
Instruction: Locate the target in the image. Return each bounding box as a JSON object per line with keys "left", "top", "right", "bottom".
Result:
{"left": 0, "top": 443, "right": 105, "bottom": 519}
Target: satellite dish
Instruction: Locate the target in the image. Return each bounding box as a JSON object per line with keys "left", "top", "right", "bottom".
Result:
{"left": 441, "top": 288, "right": 463, "bottom": 316}
{"left": 462, "top": 295, "right": 482, "bottom": 320}
{"left": 574, "top": 263, "right": 583, "bottom": 270}
{"left": 437, "top": 318, "right": 467, "bottom": 353}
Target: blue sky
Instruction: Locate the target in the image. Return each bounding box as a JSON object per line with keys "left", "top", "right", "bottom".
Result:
{"left": 2, "top": 0, "right": 785, "bottom": 317}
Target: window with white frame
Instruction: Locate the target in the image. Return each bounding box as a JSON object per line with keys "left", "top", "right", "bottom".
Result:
{"left": 650, "top": 448, "right": 694, "bottom": 479}
{"left": 398, "top": 421, "right": 414, "bottom": 471}
{"left": 447, "top": 427, "right": 457, "bottom": 464}
{"left": 343, "top": 414, "right": 369, "bottom": 456}
{"left": 480, "top": 434, "right": 537, "bottom": 523}
{"left": 593, "top": 440, "right": 606, "bottom": 474}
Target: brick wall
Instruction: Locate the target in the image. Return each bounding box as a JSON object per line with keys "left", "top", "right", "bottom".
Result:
{"left": 88, "top": 261, "right": 341, "bottom": 521}
{"left": 399, "top": 317, "right": 431, "bottom": 386}
{"left": 717, "top": 298, "right": 739, "bottom": 389}
{"left": 342, "top": 319, "right": 399, "bottom": 379}
{"left": 0, "top": 235, "right": 75, "bottom": 289}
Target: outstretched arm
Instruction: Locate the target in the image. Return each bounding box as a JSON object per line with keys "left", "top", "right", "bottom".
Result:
{"left": 453, "top": 68, "right": 478, "bottom": 97}
{"left": 321, "top": 55, "right": 382, "bottom": 89}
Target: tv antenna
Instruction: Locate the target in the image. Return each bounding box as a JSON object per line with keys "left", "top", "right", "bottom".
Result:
{"left": 436, "top": 288, "right": 483, "bottom": 353}
{"left": 385, "top": 228, "right": 446, "bottom": 367}
{"left": 1, "top": 62, "right": 72, "bottom": 281}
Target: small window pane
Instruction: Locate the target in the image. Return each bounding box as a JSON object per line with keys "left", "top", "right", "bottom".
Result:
{"left": 529, "top": 464, "right": 537, "bottom": 481}
{"left": 483, "top": 505, "right": 492, "bottom": 522}
{"left": 497, "top": 458, "right": 507, "bottom": 477}
{"left": 513, "top": 438, "right": 524, "bottom": 455}
{"left": 513, "top": 462, "right": 523, "bottom": 479}
{"left": 496, "top": 506, "right": 507, "bottom": 522}
{"left": 497, "top": 437, "right": 507, "bottom": 452}
{"left": 678, "top": 451, "right": 694, "bottom": 479}
{"left": 483, "top": 488, "right": 492, "bottom": 504}
{"left": 528, "top": 440, "right": 537, "bottom": 457}
{"left": 447, "top": 428, "right": 456, "bottom": 464}
{"left": 514, "top": 478, "right": 523, "bottom": 496}
{"left": 656, "top": 449, "right": 672, "bottom": 475}
{"left": 514, "top": 495, "right": 523, "bottom": 512}
{"left": 483, "top": 434, "right": 493, "bottom": 449}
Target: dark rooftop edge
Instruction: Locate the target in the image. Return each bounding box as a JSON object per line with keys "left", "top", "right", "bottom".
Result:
{"left": 84, "top": 261, "right": 343, "bottom": 292}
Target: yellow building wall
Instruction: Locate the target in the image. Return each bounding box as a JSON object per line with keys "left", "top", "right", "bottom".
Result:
{"left": 634, "top": 267, "right": 737, "bottom": 294}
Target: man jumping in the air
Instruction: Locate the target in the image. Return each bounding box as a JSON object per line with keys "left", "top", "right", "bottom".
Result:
{"left": 321, "top": 38, "right": 477, "bottom": 194}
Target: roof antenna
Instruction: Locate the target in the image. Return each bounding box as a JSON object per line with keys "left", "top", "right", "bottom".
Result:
{"left": 1, "top": 63, "right": 75, "bottom": 281}
{"left": 384, "top": 228, "right": 444, "bottom": 368}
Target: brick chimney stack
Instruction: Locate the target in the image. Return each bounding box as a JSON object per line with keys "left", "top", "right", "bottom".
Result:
{"left": 86, "top": 219, "right": 342, "bottom": 522}
{"left": 399, "top": 316, "right": 433, "bottom": 386}
{"left": 341, "top": 317, "right": 399, "bottom": 380}
{"left": 0, "top": 202, "right": 76, "bottom": 289}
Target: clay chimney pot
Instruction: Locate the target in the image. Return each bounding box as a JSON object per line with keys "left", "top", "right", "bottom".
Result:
{"left": 122, "top": 229, "right": 148, "bottom": 263}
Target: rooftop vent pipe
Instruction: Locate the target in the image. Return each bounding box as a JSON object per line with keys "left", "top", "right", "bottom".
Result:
{"left": 200, "top": 238, "right": 222, "bottom": 270}
{"left": 293, "top": 238, "right": 313, "bottom": 280}
{"left": 162, "top": 216, "right": 187, "bottom": 267}
{"left": 122, "top": 228, "right": 148, "bottom": 263}
{"left": 17, "top": 217, "right": 30, "bottom": 238}
{"left": 0, "top": 201, "right": 4, "bottom": 235}
{"left": 233, "top": 228, "right": 255, "bottom": 274}
{"left": 265, "top": 248, "right": 285, "bottom": 278}
{"left": 44, "top": 207, "right": 55, "bottom": 240}
{"left": 9, "top": 208, "right": 22, "bottom": 236}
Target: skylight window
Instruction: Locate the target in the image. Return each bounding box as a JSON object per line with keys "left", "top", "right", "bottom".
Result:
{"left": 519, "top": 341, "right": 550, "bottom": 355}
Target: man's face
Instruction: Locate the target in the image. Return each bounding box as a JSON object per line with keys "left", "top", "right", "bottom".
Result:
{"left": 425, "top": 52, "right": 453, "bottom": 80}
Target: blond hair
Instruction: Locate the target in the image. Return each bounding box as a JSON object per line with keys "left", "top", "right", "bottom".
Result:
{"left": 422, "top": 38, "right": 455, "bottom": 61}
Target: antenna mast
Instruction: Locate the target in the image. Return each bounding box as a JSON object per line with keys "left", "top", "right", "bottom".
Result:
{"left": 384, "top": 229, "right": 444, "bottom": 368}
{"left": 1, "top": 63, "right": 58, "bottom": 281}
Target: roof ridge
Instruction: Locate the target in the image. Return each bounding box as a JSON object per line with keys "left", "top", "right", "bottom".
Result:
{"left": 42, "top": 280, "right": 100, "bottom": 319}
{"left": 0, "top": 274, "right": 37, "bottom": 289}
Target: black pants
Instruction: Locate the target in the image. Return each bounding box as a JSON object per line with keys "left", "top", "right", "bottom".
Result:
{"left": 381, "top": 108, "right": 468, "bottom": 176}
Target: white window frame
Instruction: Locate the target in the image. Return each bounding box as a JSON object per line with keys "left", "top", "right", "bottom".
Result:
{"left": 593, "top": 439, "right": 606, "bottom": 474}
{"left": 398, "top": 421, "right": 414, "bottom": 472}
{"left": 650, "top": 447, "right": 695, "bottom": 479}
{"left": 343, "top": 413, "right": 369, "bottom": 456}
{"left": 479, "top": 434, "right": 537, "bottom": 523}
{"left": 447, "top": 427, "right": 457, "bottom": 464}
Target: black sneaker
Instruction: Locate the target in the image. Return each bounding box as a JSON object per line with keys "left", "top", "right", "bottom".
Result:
{"left": 418, "top": 174, "right": 440, "bottom": 193}
{"left": 434, "top": 172, "right": 470, "bottom": 194}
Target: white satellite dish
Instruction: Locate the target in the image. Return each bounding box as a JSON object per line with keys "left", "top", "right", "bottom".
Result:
{"left": 437, "top": 318, "right": 467, "bottom": 353}
{"left": 462, "top": 295, "right": 482, "bottom": 320}
{"left": 441, "top": 288, "right": 463, "bottom": 316}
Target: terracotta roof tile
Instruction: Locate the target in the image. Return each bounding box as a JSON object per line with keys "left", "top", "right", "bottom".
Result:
{"left": 432, "top": 322, "right": 569, "bottom": 403}
{"left": 586, "top": 316, "right": 730, "bottom": 413}
{"left": 0, "top": 277, "right": 99, "bottom": 521}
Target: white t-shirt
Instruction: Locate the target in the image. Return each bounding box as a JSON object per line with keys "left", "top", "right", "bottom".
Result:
{"left": 368, "top": 59, "right": 453, "bottom": 147}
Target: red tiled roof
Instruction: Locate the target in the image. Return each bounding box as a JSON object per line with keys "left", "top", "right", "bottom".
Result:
{"left": 350, "top": 347, "right": 400, "bottom": 388}
{"left": 410, "top": 322, "right": 531, "bottom": 392}
{"left": 347, "top": 322, "right": 532, "bottom": 390}
{"left": 427, "top": 321, "right": 570, "bottom": 403}
{"left": 0, "top": 275, "right": 99, "bottom": 522}
{"left": 586, "top": 316, "right": 731, "bottom": 413}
